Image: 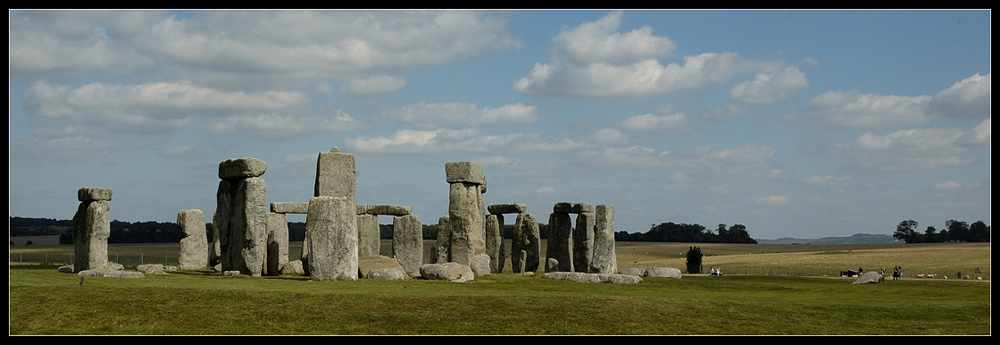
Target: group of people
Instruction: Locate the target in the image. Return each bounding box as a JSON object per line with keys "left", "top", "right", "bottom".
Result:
{"left": 708, "top": 267, "right": 723, "bottom": 276}
{"left": 890, "top": 265, "right": 903, "bottom": 280}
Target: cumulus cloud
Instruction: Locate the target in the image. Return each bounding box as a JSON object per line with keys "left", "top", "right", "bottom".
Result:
{"left": 384, "top": 102, "right": 539, "bottom": 129}
{"left": 577, "top": 146, "right": 670, "bottom": 169}
{"left": 792, "top": 73, "right": 990, "bottom": 129}
{"left": 616, "top": 108, "right": 690, "bottom": 133}
{"left": 831, "top": 122, "right": 990, "bottom": 172}
{"left": 23, "top": 80, "right": 308, "bottom": 135}
{"left": 341, "top": 75, "right": 408, "bottom": 96}
{"left": 513, "top": 11, "right": 786, "bottom": 99}
{"left": 10, "top": 11, "right": 519, "bottom": 81}
{"left": 201, "top": 110, "right": 365, "bottom": 141}
{"left": 752, "top": 195, "right": 789, "bottom": 205}
{"left": 703, "top": 103, "right": 750, "bottom": 122}
{"left": 345, "top": 128, "right": 590, "bottom": 154}
{"left": 729, "top": 66, "right": 808, "bottom": 104}
{"left": 801, "top": 175, "right": 860, "bottom": 193}
{"left": 160, "top": 145, "right": 205, "bottom": 158}
{"left": 9, "top": 137, "right": 115, "bottom": 161}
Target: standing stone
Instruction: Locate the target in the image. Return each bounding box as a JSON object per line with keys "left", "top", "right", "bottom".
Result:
{"left": 546, "top": 212, "right": 573, "bottom": 272}
{"left": 216, "top": 174, "right": 268, "bottom": 276}
{"left": 265, "top": 212, "right": 289, "bottom": 276}
{"left": 356, "top": 214, "right": 380, "bottom": 257}
{"left": 72, "top": 187, "right": 112, "bottom": 272}
{"left": 485, "top": 214, "right": 503, "bottom": 273}
{"left": 178, "top": 209, "right": 208, "bottom": 271}
{"left": 591, "top": 204, "right": 617, "bottom": 274}
{"left": 305, "top": 196, "right": 358, "bottom": 281}
{"left": 392, "top": 214, "right": 423, "bottom": 276}
{"left": 448, "top": 182, "right": 485, "bottom": 266}
{"left": 573, "top": 212, "right": 595, "bottom": 273}
{"left": 314, "top": 147, "right": 355, "bottom": 200}
{"left": 432, "top": 216, "right": 450, "bottom": 264}
{"left": 512, "top": 213, "right": 540, "bottom": 273}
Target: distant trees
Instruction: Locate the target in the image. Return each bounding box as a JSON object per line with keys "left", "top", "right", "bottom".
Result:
{"left": 615, "top": 222, "right": 757, "bottom": 243}
{"left": 894, "top": 219, "right": 989, "bottom": 243}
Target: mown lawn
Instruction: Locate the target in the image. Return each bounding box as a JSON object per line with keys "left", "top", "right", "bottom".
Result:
{"left": 9, "top": 265, "right": 990, "bottom": 335}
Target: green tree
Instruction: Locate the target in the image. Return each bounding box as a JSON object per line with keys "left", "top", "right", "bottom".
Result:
{"left": 945, "top": 220, "right": 969, "bottom": 242}
{"left": 685, "top": 246, "right": 703, "bottom": 274}
{"left": 968, "top": 221, "right": 990, "bottom": 242}
{"left": 894, "top": 220, "right": 919, "bottom": 243}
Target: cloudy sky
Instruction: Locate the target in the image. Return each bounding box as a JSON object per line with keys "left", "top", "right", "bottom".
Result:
{"left": 9, "top": 10, "right": 991, "bottom": 239}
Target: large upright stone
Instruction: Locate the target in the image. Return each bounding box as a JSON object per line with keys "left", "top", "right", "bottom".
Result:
{"left": 305, "top": 196, "right": 358, "bottom": 281}
{"left": 485, "top": 214, "right": 503, "bottom": 273}
{"left": 72, "top": 187, "right": 112, "bottom": 272}
{"left": 314, "top": 147, "right": 355, "bottom": 200}
{"left": 392, "top": 214, "right": 423, "bottom": 276}
{"left": 449, "top": 182, "right": 485, "bottom": 266}
{"left": 546, "top": 212, "right": 573, "bottom": 272}
{"left": 210, "top": 211, "right": 221, "bottom": 269}
{"left": 216, "top": 175, "right": 268, "bottom": 276}
{"left": 356, "top": 214, "right": 380, "bottom": 257}
{"left": 591, "top": 204, "right": 617, "bottom": 274}
{"left": 573, "top": 212, "right": 595, "bottom": 273}
{"left": 512, "top": 213, "right": 540, "bottom": 273}
{"left": 265, "top": 212, "right": 289, "bottom": 276}
{"left": 178, "top": 209, "right": 208, "bottom": 271}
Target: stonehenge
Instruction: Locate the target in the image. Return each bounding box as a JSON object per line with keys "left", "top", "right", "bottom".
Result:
{"left": 445, "top": 162, "right": 487, "bottom": 266}
{"left": 487, "top": 203, "right": 533, "bottom": 273}
{"left": 215, "top": 157, "right": 268, "bottom": 276}
{"left": 72, "top": 187, "right": 112, "bottom": 272}
{"left": 305, "top": 196, "right": 358, "bottom": 281}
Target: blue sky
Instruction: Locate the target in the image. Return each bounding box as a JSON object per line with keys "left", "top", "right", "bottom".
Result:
{"left": 9, "top": 10, "right": 991, "bottom": 239}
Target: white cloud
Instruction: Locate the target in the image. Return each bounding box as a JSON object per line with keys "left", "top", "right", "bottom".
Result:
{"left": 552, "top": 11, "right": 676, "bottom": 66}
{"left": 384, "top": 102, "right": 539, "bottom": 129}
{"left": 802, "top": 175, "right": 859, "bottom": 193}
{"left": 160, "top": 145, "right": 204, "bottom": 158}
{"left": 341, "top": 75, "right": 407, "bottom": 96}
{"left": 703, "top": 103, "right": 750, "bottom": 122}
{"left": 752, "top": 195, "right": 789, "bottom": 205}
{"left": 729, "top": 66, "right": 808, "bottom": 104}
{"left": 617, "top": 110, "right": 689, "bottom": 133}
{"left": 933, "top": 181, "right": 961, "bottom": 190}
{"left": 345, "top": 128, "right": 589, "bottom": 154}
{"left": 577, "top": 146, "right": 669, "bottom": 169}
{"left": 831, "top": 125, "right": 988, "bottom": 172}
{"left": 928, "top": 73, "right": 991, "bottom": 119}
{"left": 793, "top": 73, "right": 990, "bottom": 128}
{"left": 513, "top": 11, "right": 784, "bottom": 99}
{"left": 202, "top": 110, "right": 365, "bottom": 141}
{"left": 9, "top": 137, "right": 115, "bottom": 161}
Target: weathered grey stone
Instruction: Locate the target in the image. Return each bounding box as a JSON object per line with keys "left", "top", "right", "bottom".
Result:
{"left": 314, "top": 148, "right": 355, "bottom": 200}
{"left": 618, "top": 267, "right": 643, "bottom": 276}
{"left": 58, "top": 265, "right": 74, "bottom": 273}
{"left": 306, "top": 196, "right": 358, "bottom": 281}
{"left": 487, "top": 203, "right": 526, "bottom": 214}
{"left": 210, "top": 212, "right": 221, "bottom": 268}
{"left": 178, "top": 209, "right": 208, "bottom": 271}
{"left": 72, "top": 193, "right": 110, "bottom": 273}
{"left": 265, "top": 212, "right": 289, "bottom": 276}
{"left": 543, "top": 272, "right": 643, "bottom": 285}
{"left": 448, "top": 182, "right": 485, "bottom": 266}
{"left": 223, "top": 270, "right": 241, "bottom": 277}
{"left": 137, "top": 263, "right": 166, "bottom": 275}
{"left": 77, "top": 187, "right": 113, "bottom": 202}
{"left": 218, "top": 157, "right": 267, "bottom": 180}
{"left": 511, "top": 213, "right": 540, "bottom": 273}
{"left": 470, "top": 254, "right": 491, "bottom": 276}
{"left": 445, "top": 161, "right": 484, "bottom": 184}
{"left": 591, "top": 204, "right": 617, "bottom": 274}
{"left": 553, "top": 202, "right": 593, "bottom": 214}
{"left": 546, "top": 212, "right": 573, "bottom": 272}
{"left": 270, "top": 202, "right": 309, "bottom": 214}
{"left": 216, "top": 176, "right": 268, "bottom": 276}
{"left": 498, "top": 234, "right": 507, "bottom": 273}
{"left": 359, "top": 255, "right": 410, "bottom": 280}
{"left": 356, "top": 214, "right": 380, "bottom": 257}
{"left": 392, "top": 214, "right": 423, "bottom": 275}
{"left": 78, "top": 269, "right": 144, "bottom": 278}
{"left": 573, "top": 212, "right": 595, "bottom": 273}
{"left": 357, "top": 204, "right": 412, "bottom": 216}
{"left": 432, "top": 216, "right": 450, "bottom": 264}
{"left": 853, "top": 271, "right": 885, "bottom": 284}
{"left": 546, "top": 258, "right": 559, "bottom": 273}
{"left": 280, "top": 260, "right": 305, "bottom": 275}
{"left": 419, "top": 263, "right": 474, "bottom": 282}
{"left": 644, "top": 267, "right": 682, "bottom": 279}
{"left": 485, "top": 214, "right": 503, "bottom": 273}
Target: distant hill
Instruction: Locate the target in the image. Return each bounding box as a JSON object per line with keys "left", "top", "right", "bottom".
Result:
{"left": 758, "top": 233, "right": 901, "bottom": 245}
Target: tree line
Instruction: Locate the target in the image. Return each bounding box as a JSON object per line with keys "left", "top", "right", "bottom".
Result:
{"left": 614, "top": 222, "right": 758, "bottom": 244}
{"left": 893, "top": 219, "right": 990, "bottom": 243}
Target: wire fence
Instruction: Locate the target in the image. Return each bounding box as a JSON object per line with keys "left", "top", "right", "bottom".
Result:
{"left": 712, "top": 265, "right": 989, "bottom": 280}
{"left": 10, "top": 251, "right": 180, "bottom": 268}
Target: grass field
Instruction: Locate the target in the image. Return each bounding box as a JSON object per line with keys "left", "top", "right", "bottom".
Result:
{"left": 8, "top": 241, "right": 991, "bottom": 335}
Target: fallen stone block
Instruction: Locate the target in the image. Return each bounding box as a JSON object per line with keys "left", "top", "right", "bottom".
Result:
{"left": 852, "top": 271, "right": 885, "bottom": 284}
{"left": 543, "top": 272, "right": 643, "bottom": 285}
{"left": 419, "top": 262, "right": 474, "bottom": 282}
{"left": 644, "top": 267, "right": 682, "bottom": 279}
{"left": 77, "top": 269, "right": 144, "bottom": 278}
{"left": 358, "top": 255, "right": 409, "bottom": 280}
{"left": 618, "top": 267, "right": 643, "bottom": 276}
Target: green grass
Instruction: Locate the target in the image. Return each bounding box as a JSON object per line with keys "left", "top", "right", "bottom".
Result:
{"left": 9, "top": 265, "right": 990, "bottom": 335}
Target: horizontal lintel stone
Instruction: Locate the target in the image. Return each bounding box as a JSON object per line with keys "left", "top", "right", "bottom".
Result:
{"left": 445, "top": 161, "right": 484, "bottom": 184}
{"left": 270, "top": 202, "right": 309, "bottom": 214}
{"left": 219, "top": 157, "right": 267, "bottom": 180}
{"left": 78, "top": 187, "right": 113, "bottom": 202}
{"left": 488, "top": 203, "right": 527, "bottom": 214}
{"left": 553, "top": 202, "right": 593, "bottom": 214}
{"left": 357, "top": 204, "right": 412, "bottom": 216}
